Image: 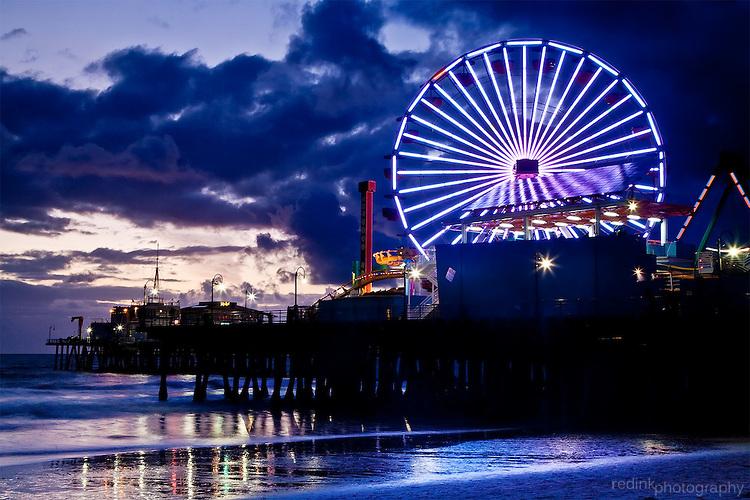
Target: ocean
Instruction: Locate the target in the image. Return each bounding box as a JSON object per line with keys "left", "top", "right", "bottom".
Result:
{"left": 0, "top": 354, "right": 748, "bottom": 499}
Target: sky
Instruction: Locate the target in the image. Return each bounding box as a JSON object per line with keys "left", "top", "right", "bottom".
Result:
{"left": 1, "top": 0, "right": 748, "bottom": 352}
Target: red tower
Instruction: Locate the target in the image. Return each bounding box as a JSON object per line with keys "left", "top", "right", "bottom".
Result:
{"left": 358, "top": 180, "right": 376, "bottom": 293}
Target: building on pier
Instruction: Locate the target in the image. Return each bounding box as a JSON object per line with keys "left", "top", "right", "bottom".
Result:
{"left": 180, "top": 301, "right": 272, "bottom": 326}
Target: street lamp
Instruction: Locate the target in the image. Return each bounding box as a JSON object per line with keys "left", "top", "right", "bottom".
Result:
{"left": 294, "top": 267, "right": 306, "bottom": 307}
{"left": 210, "top": 274, "right": 224, "bottom": 304}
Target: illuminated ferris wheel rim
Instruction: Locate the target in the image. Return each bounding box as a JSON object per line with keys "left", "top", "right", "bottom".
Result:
{"left": 391, "top": 38, "right": 667, "bottom": 258}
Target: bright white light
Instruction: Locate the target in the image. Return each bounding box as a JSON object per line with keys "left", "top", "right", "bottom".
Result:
{"left": 535, "top": 79, "right": 618, "bottom": 160}
{"left": 408, "top": 233, "right": 429, "bottom": 259}
{"left": 647, "top": 217, "right": 661, "bottom": 223}
{"left": 532, "top": 57, "right": 584, "bottom": 158}
{"left": 394, "top": 116, "right": 408, "bottom": 149}
{"left": 459, "top": 211, "right": 471, "bottom": 219}
{"left": 398, "top": 151, "right": 503, "bottom": 169}
{"left": 567, "top": 215, "right": 582, "bottom": 221}
{"left": 434, "top": 83, "right": 512, "bottom": 159}
{"left": 403, "top": 176, "right": 506, "bottom": 213}
{"left": 627, "top": 214, "right": 641, "bottom": 220}
{"left": 483, "top": 53, "right": 523, "bottom": 155}
{"left": 409, "top": 268, "right": 421, "bottom": 279}
{"left": 633, "top": 267, "right": 644, "bottom": 280}
{"left": 391, "top": 156, "right": 397, "bottom": 190}
{"left": 554, "top": 222, "right": 568, "bottom": 227}
{"left": 422, "top": 228, "right": 448, "bottom": 246}
{"left": 604, "top": 211, "right": 618, "bottom": 217}
{"left": 582, "top": 197, "right": 593, "bottom": 203}
{"left": 398, "top": 172, "right": 506, "bottom": 194}
{"left": 538, "top": 255, "right": 554, "bottom": 271}
{"left": 727, "top": 246, "right": 741, "bottom": 258}
{"left": 116, "top": 324, "right": 124, "bottom": 332}
{"left": 622, "top": 79, "right": 646, "bottom": 107}
{"left": 659, "top": 162, "right": 665, "bottom": 188}
{"left": 628, "top": 201, "right": 638, "bottom": 211}
{"left": 634, "top": 184, "right": 659, "bottom": 191}
{"left": 411, "top": 114, "right": 507, "bottom": 163}
{"left": 527, "top": 46, "right": 546, "bottom": 153}
{"left": 507, "top": 40, "right": 542, "bottom": 45}
{"left": 536, "top": 67, "right": 602, "bottom": 156}
{"left": 646, "top": 112, "right": 662, "bottom": 146}
{"left": 408, "top": 84, "right": 431, "bottom": 112}
{"left": 499, "top": 222, "right": 514, "bottom": 228}
{"left": 451, "top": 233, "right": 463, "bottom": 245}
{"left": 394, "top": 196, "right": 408, "bottom": 228}
{"left": 540, "top": 147, "right": 657, "bottom": 168}
{"left": 543, "top": 127, "right": 651, "bottom": 166}
{"left": 629, "top": 219, "right": 646, "bottom": 229}
{"left": 539, "top": 109, "right": 643, "bottom": 164}
{"left": 403, "top": 132, "right": 502, "bottom": 165}
{"left": 420, "top": 98, "right": 509, "bottom": 160}
{"left": 466, "top": 43, "right": 502, "bottom": 58}
{"left": 448, "top": 71, "right": 514, "bottom": 157}
{"left": 466, "top": 61, "right": 521, "bottom": 158}
{"left": 503, "top": 47, "right": 523, "bottom": 153}
{"left": 587, "top": 54, "right": 618, "bottom": 76}
{"left": 548, "top": 41, "right": 583, "bottom": 54}
{"left": 399, "top": 169, "right": 507, "bottom": 175}
{"left": 532, "top": 219, "right": 547, "bottom": 224}
{"left": 522, "top": 46, "right": 528, "bottom": 155}
{"left": 216, "top": 282, "right": 226, "bottom": 293}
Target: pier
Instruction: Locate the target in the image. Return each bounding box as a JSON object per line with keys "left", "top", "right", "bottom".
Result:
{"left": 46, "top": 277, "right": 749, "bottom": 432}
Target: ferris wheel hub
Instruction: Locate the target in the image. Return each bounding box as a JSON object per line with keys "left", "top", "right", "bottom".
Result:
{"left": 514, "top": 159, "right": 539, "bottom": 179}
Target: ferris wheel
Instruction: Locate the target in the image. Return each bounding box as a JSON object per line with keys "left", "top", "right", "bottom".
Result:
{"left": 391, "top": 39, "right": 666, "bottom": 258}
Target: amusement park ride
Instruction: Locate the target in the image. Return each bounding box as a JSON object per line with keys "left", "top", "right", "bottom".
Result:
{"left": 336, "top": 38, "right": 748, "bottom": 313}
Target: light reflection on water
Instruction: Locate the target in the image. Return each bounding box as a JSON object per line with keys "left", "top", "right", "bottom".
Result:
{"left": 0, "top": 432, "right": 718, "bottom": 499}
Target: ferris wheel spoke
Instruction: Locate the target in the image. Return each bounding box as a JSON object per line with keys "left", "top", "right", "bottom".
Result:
{"left": 422, "top": 228, "right": 449, "bottom": 247}
{"left": 483, "top": 53, "right": 524, "bottom": 157}
{"left": 400, "top": 169, "right": 510, "bottom": 175}
{"left": 465, "top": 60, "right": 522, "bottom": 158}
{"left": 411, "top": 183, "right": 505, "bottom": 230}
{"left": 434, "top": 83, "right": 515, "bottom": 161}
{"left": 411, "top": 114, "right": 508, "bottom": 164}
{"left": 522, "top": 46, "right": 528, "bottom": 155}
{"left": 539, "top": 147, "right": 657, "bottom": 169}
{"left": 403, "top": 175, "right": 509, "bottom": 213}
{"left": 536, "top": 91, "right": 630, "bottom": 163}
{"left": 503, "top": 47, "right": 524, "bottom": 157}
{"left": 535, "top": 67, "right": 602, "bottom": 160}
{"left": 527, "top": 46, "right": 546, "bottom": 159}
{"left": 529, "top": 50, "right": 566, "bottom": 159}
{"left": 398, "top": 151, "right": 505, "bottom": 169}
{"left": 398, "top": 172, "right": 508, "bottom": 194}
{"left": 402, "top": 132, "right": 505, "bottom": 165}
{"left": 448, "top": 71, "right": 517, "bottom": 158}
{"left": 539, "top": 109, "right": 644, "bottom": 164}
{"left": 541, "top": 128, "right": 652, "bottom": 167}
{"left": 535, "top": 78, "right": 617, "bottom": 161}
{"left": 421, "top": 97, "right": 514, "bottom": 163}
{"left": 531, "top": 57, "right": 585, "bottom": 159}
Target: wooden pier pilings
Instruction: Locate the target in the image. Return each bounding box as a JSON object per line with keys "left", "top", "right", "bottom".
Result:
{"left": 47, "top": 304, "right": 750, "bottom": 432}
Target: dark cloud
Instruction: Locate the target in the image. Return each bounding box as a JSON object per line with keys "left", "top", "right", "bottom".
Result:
{"left": 0, "top": 28, "right": 28, "bottom": 41}
{"left": 1, "top": 0, "right": 411, "bottom": 284}
{"left": 1, "top": 0, "right": 748, "bottom": 295}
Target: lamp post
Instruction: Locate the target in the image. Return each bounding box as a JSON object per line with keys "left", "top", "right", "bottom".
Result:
{"left": 143, "top": 279, "right": 154, "bottom": 305}
{"left": 210, "top": 274, "right": 224, "bottom": 304}
{"left": 294, "top": 267, "right": 305, "bottom": 307}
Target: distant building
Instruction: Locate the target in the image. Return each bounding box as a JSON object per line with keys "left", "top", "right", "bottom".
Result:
{"left": 90, "top": 300, "right": 180, "bottom": 341}
{"left": 180, "top": 301, "right": 272, "bottom": 326}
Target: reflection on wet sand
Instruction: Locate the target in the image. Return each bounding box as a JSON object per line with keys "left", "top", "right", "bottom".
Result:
{"left": 0, "top": 429, "right": 708, "bottom": 500}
